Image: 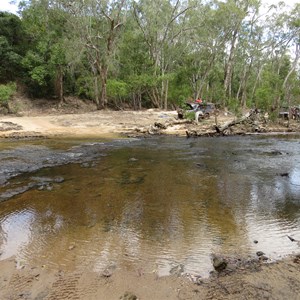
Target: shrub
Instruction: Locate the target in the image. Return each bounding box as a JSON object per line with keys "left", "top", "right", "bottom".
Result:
{"left": 0, "top": 82, "right": 16, "bottom": 106}
{"left": 184, "top": 111, "right": 195, "bottom": 121}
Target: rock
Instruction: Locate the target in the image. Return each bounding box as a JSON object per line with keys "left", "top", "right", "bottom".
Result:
{"left": 120, "top": 292, "right": 138, "bottom": 300}
{"left": 256, "top": 251, "right": 265, "bottom": 257}
{"left": 46, "top": 185, "right": 53, "bottom": 191}
{"left": 279, "top": 172, "right": 289, "bottom": 177}
{"left": 81, "top": 162, "right": 92, "bottom": 168}
{"left": 102, "top": 264, "right": 116, "bottom": 278}
{"left": 270, "top": 150, "right": 283, "bottom": 156}
{"left": 226, "top": 263, "right": 237, "bottom": 271}
{"left": 154, "top": 122, "right": 167, "bottom": 129}
{"left": 170, "top": 264, "right": 184, "bottom": 276}
{"left": 53, "top": 176, "right": 65, "bottom": 183}
{"left": 186, "top": 273, "right": 202, "bottom": 284}
{"left": 128, "top": 158, "right": 138, "bottom": 162}
{"left": 102, "top": 269, "right": 113, "bottom": 278}
{"left": 259, "top": 255, "right": 268, "bottom": 261}
{"left": 0, "top": 121, "right": 23, "bottom": 132}
{"left": 287, "top": 235, "right": 296, "bottom": 242}
{"left": 212, "top": 256, "right": 227, "bottom": 271}
{"left": 0, "top": 183, "right": 36, "bottom": 202}
{"left": 293, "top": 255, "right": 300, "bottom": 264}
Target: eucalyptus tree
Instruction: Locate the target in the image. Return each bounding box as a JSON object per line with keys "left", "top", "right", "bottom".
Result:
{"left": 133, "top": 0, "right": 193, "bottom": 109}
{"left": 233, "top": 0, "right": 264, "bottom": 108}
{"left": 60, "top": 0, "right": 128, "bottom": 109}
{"left": 214, "top": 0, "right": 258, "bottom": 101}
{"left": 281, "top": 3, "right": 300, "bottom": 106}
{"left": 116, "top": 13, "right": 153, "bottom": 109}
{"left": 181, "top": 0, "right": 262, "bottom": 107}
{"left": 256, "top": 2, "right": 300, "bottom": 111}
{"left": 182, "top": 0, "right": 229, "bottom": 103}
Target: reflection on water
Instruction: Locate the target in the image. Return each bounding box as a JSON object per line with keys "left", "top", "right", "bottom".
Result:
{"left": 0, "top": 135, "right": 300, "bottom": 277}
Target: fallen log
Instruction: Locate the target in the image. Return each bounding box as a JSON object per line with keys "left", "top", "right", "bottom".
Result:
{"left": 215, "top": 111, "right": 254, "bottom": 133}
{"left": 186, "top": 110, "right": 260, "bottom": 137}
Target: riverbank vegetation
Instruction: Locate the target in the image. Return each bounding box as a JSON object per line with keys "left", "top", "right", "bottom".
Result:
{"left": 0, "top": 0, "right": 299, "bottom": 113}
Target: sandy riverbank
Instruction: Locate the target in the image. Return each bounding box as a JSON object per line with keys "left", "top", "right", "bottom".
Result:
{"left": 0, "top": 109, "right": 184, "bottom": 139}
{"left": 1, "top": 253, "right": 300, "bottom": 299}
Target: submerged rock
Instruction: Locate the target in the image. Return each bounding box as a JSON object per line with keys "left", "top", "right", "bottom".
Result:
{"left": 0, "top": 176, "right": 65, "bottom": 202}
{"left": 0, "top": 141, "right": 110, "bottom": 189}
{"left": 170, "top": 264, "right": 184, "bottom": 276}
{"left": 256, "top": 251, "right": 265, "bottom": 257}
{"left": 0, "top": 183, "right": 36, "bottom": 202}
{"left": 259, "top": 255, "right": 269, "bottom": 261}
{"left": 212, "top": 256, "right": 227, "bottom": 272}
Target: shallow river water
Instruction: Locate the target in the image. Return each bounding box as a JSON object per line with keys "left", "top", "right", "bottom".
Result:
{"left": 0, "top": 135, "right": 300, "bottom": 278}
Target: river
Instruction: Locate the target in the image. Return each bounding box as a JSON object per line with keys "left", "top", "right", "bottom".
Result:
{"left": 0, "top": 135, "right": 300, "bottom": 278}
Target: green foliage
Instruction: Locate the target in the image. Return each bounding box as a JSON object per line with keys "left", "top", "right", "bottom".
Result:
{"left": 21, "top": 46, "right": 53, "bottom": 96}
{"left": 254, "top": 86, "right": 273, "bottom": 110}
{"left": 227, "top": 98, "right": 242, "bottom": 116}
{"left": 107, "top": 80, "right": 129, "bottom": 99}
{"left": 0, "top": 0, "right": 298, "bottom": 111}
{"left": 75, "top": 76, "right": 95, "bottom": 100}
{"left": 0, "top": 12, "right": 26, "bottom": 82}
{"left": 168, "top": 70, "right": 192, "bottom": 106}
{"left": 269, "top": 111, "right": 278, "bottom": 122}
{"left": 184, "top": 111, "right": 196, "bottom": 121}
{"left": 0, "top": 82, "right": 16, "bottom": 105}
{"left": 30, "top": 66, "right": 49, "bottom": 86}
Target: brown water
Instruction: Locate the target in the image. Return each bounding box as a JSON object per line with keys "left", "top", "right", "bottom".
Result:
{"left": 0, "top": 135, "right": 300, "bottom": 278}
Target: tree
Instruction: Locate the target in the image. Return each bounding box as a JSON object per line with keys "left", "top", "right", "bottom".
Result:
{"left": 20, "top": 0, "right": 68, "bottom": 101}
{"left": 133, "top": 0, "right": 193, "bottom": 109}
{"left": 62, "top": 0, "right": 128, "bottom": 109}
{"left": 0, "top": 12, "right": 26, "bottom": 82}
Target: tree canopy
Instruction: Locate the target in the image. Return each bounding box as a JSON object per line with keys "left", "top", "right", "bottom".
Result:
{"left": 0, "top": 0, "right": 299, "bottom": 111}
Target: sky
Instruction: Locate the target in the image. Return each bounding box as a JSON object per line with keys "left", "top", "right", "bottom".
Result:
{"left": 0, "top": 0, "right": 299, "bottom": 15}
{"left": 0, "top": 0, "right": 20, "bottom": 14}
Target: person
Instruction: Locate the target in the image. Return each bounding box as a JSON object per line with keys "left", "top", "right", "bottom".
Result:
{"left": 195, "top": 98, "right": 202, "bottom": 103}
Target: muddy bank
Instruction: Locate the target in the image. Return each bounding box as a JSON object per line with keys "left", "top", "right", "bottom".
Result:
{"left": 1, "top": 253, "right": 300, "bottom": 299}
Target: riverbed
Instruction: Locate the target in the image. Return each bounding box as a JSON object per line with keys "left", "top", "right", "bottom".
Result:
{"left": 0, "top": 135, "right": 300, "bottom": 299}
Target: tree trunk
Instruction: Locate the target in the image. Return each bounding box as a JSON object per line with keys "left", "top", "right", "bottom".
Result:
{"left": 282, "top": 44, "right": 300, "bottom": 90}
{"left": 236, "top": 65, "right": 247, "bottom": 101}
{"left": 100, "top": 65, "right": 108, "bottom": 109}
{"left": 240, "top": 59, "right": 253, "bottom": 108}
{"left": 224, "top": 27, "right": 239, "bottom": 99}
{"left": 55, "top": 65, "right": 64, "bottom": 106}
{"left": 164, "top": 79, "right": 169, "bottom": 110}
{"left": 251, "top": 64, "right": 264, "bottom": 105}
{"left": 94, "top": 74, "right": 100, "bottom": 109}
